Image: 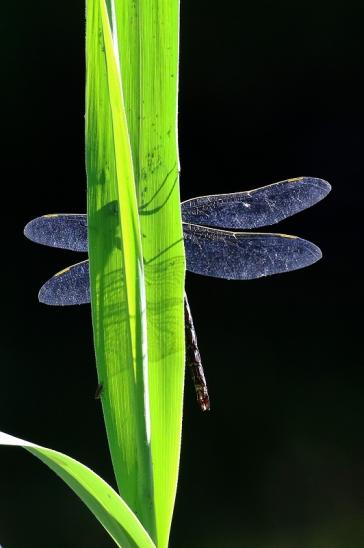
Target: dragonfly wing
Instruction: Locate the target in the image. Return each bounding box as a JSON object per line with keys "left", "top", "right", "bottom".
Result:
{"left": 38, "top": 260, "right": 90, "bottom": 305}
{"left": 181, "top": 177, "right": 331, "bottom": 229}
{"left": 24, "top": 214, "right": 88, "bottom": 252}
{"left": 184, "top": 223, "right": 322, "bottom": 280}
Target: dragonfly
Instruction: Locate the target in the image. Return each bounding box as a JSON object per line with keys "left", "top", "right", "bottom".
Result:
{"left": 24, "top": 176, "right": 331, "bottom": 410}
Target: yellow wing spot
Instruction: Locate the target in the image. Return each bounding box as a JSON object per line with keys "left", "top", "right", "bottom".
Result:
{"left": 44, "top": 214, "right": 60, "bottom": 218}
{"left": 287, "top": 177, "right": 304, "bottom": 183}
{"left": 278, "top": 233, "right": 298, "bottom": 239}
{"left": 55, "top": 266, "right": 71, "bottom": 277}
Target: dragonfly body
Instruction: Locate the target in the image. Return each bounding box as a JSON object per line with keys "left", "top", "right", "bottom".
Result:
{"left": 24, "top": 176, "right": 331, "bottom": 409}
{"left": 184, "top": 295, "right": 209, "bottom": 411}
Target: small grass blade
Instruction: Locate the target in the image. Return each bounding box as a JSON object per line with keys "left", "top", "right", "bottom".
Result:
{"left": 0, "top": 431, "right": 156, "bottom": 548}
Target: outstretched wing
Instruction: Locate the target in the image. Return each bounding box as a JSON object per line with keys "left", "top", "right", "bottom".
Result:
{"left": 183, "top": 223, "right": 322, "bottom": 280}
{"left": 30, "top": 221, "right": 323, "bottom": 304}
{"left": 181, "top": 177, "right": 331, "bottom": 229}
{"left": 23, "top": 178, "right": 331, "bottom": 250}
{"left": 38, "top": 261, "right": 90, "bottom": 305}
{"left": 24, "top": 214, "right": 88, "bottom": 252}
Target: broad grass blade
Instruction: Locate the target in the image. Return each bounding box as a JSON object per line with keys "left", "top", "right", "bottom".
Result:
{"left": 86, "top": 0, "right": 155, "bottom": 538}
{"left": 112, "top": 2, "right": 186, "bottom": 545}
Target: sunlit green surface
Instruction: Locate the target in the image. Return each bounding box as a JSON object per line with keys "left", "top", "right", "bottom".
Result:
{"left": 86, "top": 0, "right": 155, "bottom": 536}
{"left": 0, "top": 432, "right": 155, "bottom": 548}
{"left": 113, "top": 2, "right": 186, "bottom": 545}
{"left": 87, "top": 0, "right": 185, "bottom": 545}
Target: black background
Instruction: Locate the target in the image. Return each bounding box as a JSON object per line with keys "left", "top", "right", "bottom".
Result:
{"left": 1, "top": 1, "right": 363, "bottom": 546}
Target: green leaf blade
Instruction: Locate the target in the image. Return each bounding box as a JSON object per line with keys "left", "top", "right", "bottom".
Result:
{"left": 0, "top": 432, "right": 156, "bottom": 548}
{"left": 114, "top": 2, "right": 186, "bottom": 546}
{"left": 87, "top": 0, "right": 185, "bottom": 544}
{"left": 86, "top": 0, "right": 155, "bottom": 537}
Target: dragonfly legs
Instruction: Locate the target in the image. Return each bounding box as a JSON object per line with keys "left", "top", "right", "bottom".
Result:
{"left": 95, "top": 382, "right": 103, "bottom": 400}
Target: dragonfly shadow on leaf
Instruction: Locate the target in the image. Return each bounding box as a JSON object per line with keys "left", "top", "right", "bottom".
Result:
{"left": 144, "top": 255, "right": 186, "bottom": 361}
{"left": 139, "top": 162, "right": 178, "bottom": 215}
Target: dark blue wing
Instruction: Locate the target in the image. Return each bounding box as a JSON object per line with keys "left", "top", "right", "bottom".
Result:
{"left": 38, "top": 261, "right": 90, "bottom": 305}
{"left": 23, "top": 178, "right": 331, "bottom": 250}
{"left": 24, "top": 214, "right": 88, "bottom": 252}
{"left": 36, "top": 228, "right": 321, "bottom": 304}
{"left": 181, "top": 177, "right": 331, "bottom": 229}
{"left": 183, "top": 223, "right": 322, "bottom": 280}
